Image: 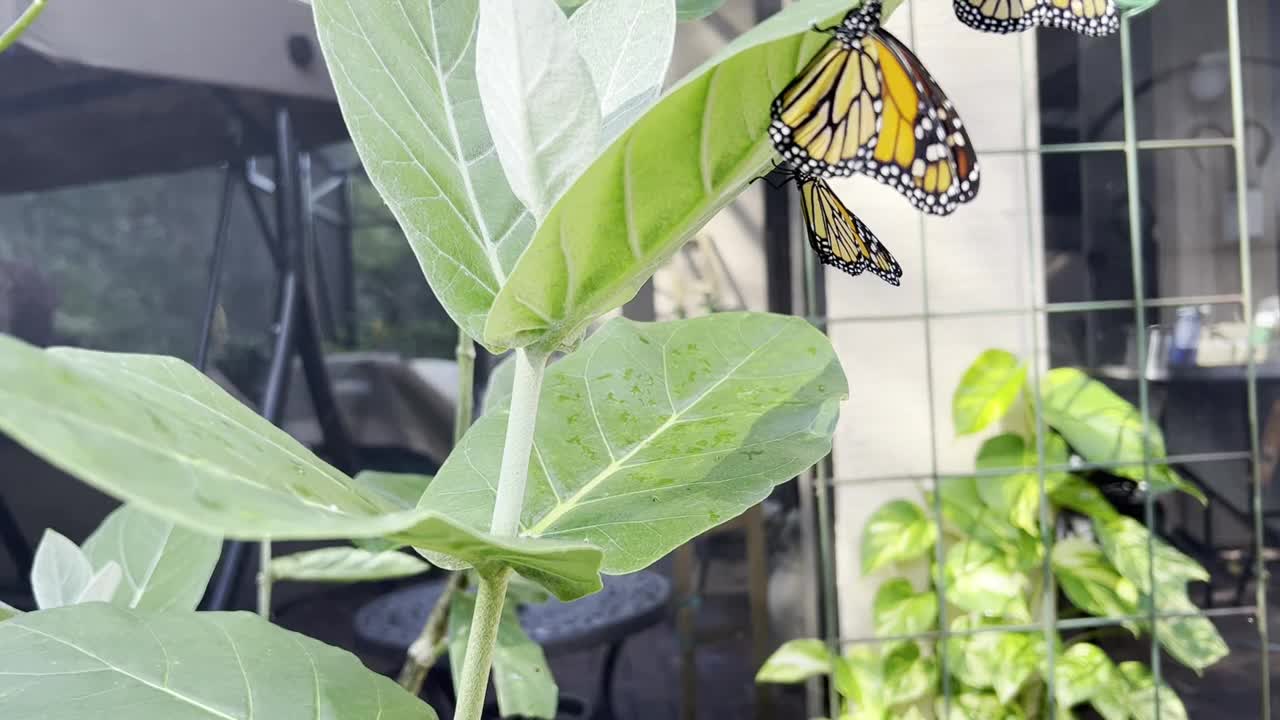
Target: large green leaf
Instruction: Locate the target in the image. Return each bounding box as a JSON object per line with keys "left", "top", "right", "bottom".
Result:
{"left": 974, "top": 433, "right": 1068, "bottom": 536}
{"left": 1054, "top": 643, "right": 1117, "bottom": 708}
{"left": 570, "top": 0, "right": 676, "bottom": 141}
{"left": 312, "top": 0, "right": 533, "bottom": 344}
{"left": 1152, "top": 581, "right": 1228, "bottom": 673}
{"left": 1048, "top": 475, "right": 1118, "bottom": 521}
{"left": 942, "top": 617, "right": 1003, "bottom": 690}
{"left": 942, "top": 540, "right": 1030, "bottom": 622}
{"left": 422, "top": 313, "right": 846, "bottom": 575}
{"left": 1095, "top": 516, "right": 1209, "bottom": 594}
{"left": 449, "top": 589, "right": 558, "bottom": 719}
{"left": 882, "top": 641, "right": 935, "bottom": 706}
{"left": 270, "top": 547, "right": 431, "bottom": 583}
{"left": 477, "top": 0, "right": 601, "bottom": 220}
{"left": 0, "top": 336, "right": 603, "bottom": 601}
{"left": 30, "top": 530, "right": 121, "bottom": 610}
{"left": 755, "top": 639, "right": 831, "bottom": 684}
{"left": 483, "top": 0, "right": 876, "bottom": 352}
{"left": 993, "top": 633, "right": 1044, "bottom": 705}
{"left": 938, "top": 477, "right": 1039, "bottom": 567}
{"left": 1117, "top": 661, "right": 1189, "bottom": 720}
{"left": 1051, "top": 537, "right": 1140, "bottom": 624}
{"left": 872, "top": 579, "right": 937, "bottom": 638}
{"left": 83, "top": 504, "right": 221, "bottom": 612}
{"left": 953, "top": 350, "right": 1027, "bottom": 435}
{"left": 862, "top": 500, "right": 937, "bottom": 574}
{"left": 1040, "top": 369, "right": 1203, "bottom": 501}
{"left": 0, "top": 604, "right": 435, "bottom": 720}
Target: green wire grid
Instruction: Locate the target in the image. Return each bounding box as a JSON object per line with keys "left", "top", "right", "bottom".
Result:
{"left": 797, "top": 2, "right": 1273, "bottom": 717}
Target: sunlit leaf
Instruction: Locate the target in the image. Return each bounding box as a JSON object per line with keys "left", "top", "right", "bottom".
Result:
{"left": 1095, "top": 516, "right": 1209, "bottom": 595}
{"left": 1054, "top": 642, "right": 1117, "bottom": 708}
{"left": 872, "top": 578, "right": 937, "bottom": 637}
{"left": 82, "top": 504, "right": 221, "bottom": 612}
{"left": 953, "top": 350, "right": 1027, "bottom": 435}
{"left": 862, "top": 501, "right": 937, "bottom": 574}
{"left": 0, "top": 604, "right": 436, "bottom": 720}
{"left": 1049, "top": 475, "right": 1118, "bottom": 521}
{"left": 993, "top": 632, "right": 1044, "bottom": 705}
{"left": 1151, "top": 581, "right": 1228, "bottom": 673}
{"left": 756, "top": 639, "right": 832, "bottom": 683}
{"left": 312, "top": 0, "right": 534, "bottom": 344}
{"left": 1040, "top": 368, "right": 1204, "bottom": 502}
{"left": 423, "top": 313, "right": 846, "bottom": 579}
{"left": 942, "top": 616, "right": 1004, "bottom": 690}
{"left": 942, "top": 540, "right": 1030, "bottom": 622}
{"left": 270, "top": 547, "right": 431, "bottom": 583}
{"left": 974, "top": 433, "right": 1068, "bottom": 536}
{"left": 1118, "top": 661, "right": 1189, "bottom": 720}
{"left": 882, "top": 641, "right": 935, "bottom": 705}
{"left": 484, "top": 0, "right": 885, "bottom": 352}
{"left": 938, "top": 477, "right": 1037, "bottom": 565}
{"left": 1051, "top": 537, "right": 1140, "bottom": 625}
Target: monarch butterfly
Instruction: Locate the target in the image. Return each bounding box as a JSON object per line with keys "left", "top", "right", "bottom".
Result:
{"left": 769, "top": 1, "right": 979, "bottom": 216}
{"left": 953, "top": 0, "right": 1119, "bottom": 37}
{"left": 768, "top": 164, "right": 903, "bottom": 285}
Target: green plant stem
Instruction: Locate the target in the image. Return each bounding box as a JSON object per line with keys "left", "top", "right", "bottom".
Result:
{"left": 398, "top": 571, "right": 464, "bottom": 692}
{"left": 452, "top": 568, "right": 513, "bottom": 720}
{"left": 488, "top": 348, "right": 547, "bottom": 537}
{"left": 257, "top": 539, "right": 273, "bottom": 619}
{"left": 453, "top": 337, "right": 476, "bottom": 446}
{"left": 452, "top": 348, "right": 546, "bottom": 720}
{"left": 0, "top": 0, "right": 45, "bottom": 55}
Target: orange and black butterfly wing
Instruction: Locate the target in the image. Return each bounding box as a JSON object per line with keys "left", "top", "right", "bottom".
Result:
{"left": 954, "top": 0, "right": 1118, "bottom": 37}
{"left": 1036, "top": 0, "right": 1119, "bottom": 37}
{"left": 769, "top": 35, "right": 883, "bottom": 177}
{"left": 861, "top": 30, "right": 980, "bottom": 215}
{"left": 798, "top": 173, "right": 902, "bottom": 285}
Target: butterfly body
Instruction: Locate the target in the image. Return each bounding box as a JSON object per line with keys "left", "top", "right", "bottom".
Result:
{"left": 769, "top": 1, "right": 980, "bottom": 216}
{"left": 953, "top": 0, "right": 1119, "bottom": 37}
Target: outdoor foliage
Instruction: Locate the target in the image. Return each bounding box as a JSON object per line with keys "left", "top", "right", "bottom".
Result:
{"left": 758, "top": 348, "right": 1226, "bottom": 719}
{"left": 0, "top": 0, "right": 856, "bottom": 718}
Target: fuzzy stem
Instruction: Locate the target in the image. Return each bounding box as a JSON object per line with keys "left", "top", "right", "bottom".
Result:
{"left": 257, "top": 539, "right": 273, "bottom": 619}
{"left": 488, "top": 348, "right": 546, "bottom": 537}
{"left": 451, "top": 568, "right": 512, "bottom": 720}
{"left": 451, "top": 348, "right": 546, "bottom": 720}
{"left": 0, "top": 0, "right": 46, "bottom": 55}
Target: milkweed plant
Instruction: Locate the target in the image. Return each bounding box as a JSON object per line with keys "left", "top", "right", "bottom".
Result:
{"left": 757, "top": 348, "right": 1227, "bottom": 720}
{"left": 0, "top": 1, "right": 883, "bottom": 719}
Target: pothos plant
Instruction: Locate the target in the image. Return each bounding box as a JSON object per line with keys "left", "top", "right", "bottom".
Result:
{"left": 758, "top": 348, "right": 1227, "bottom": 719}
{"left": 0, "top": 1, "right": 895, "bottom": 719}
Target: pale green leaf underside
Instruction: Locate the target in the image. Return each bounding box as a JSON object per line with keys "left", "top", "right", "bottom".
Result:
{"left": 424, "top": 313, "right": 846, "bottom": 575}
{"left": 31, "top": 530, "right": 96, "bottom": 610}
{"left": 0, "top": 336, "right": 602, "bottom": 601}
{"left": 483, "top": 0, "right": 864, "bottom": 351}
{"left": 478, "top": 0, "right": 601, "bottom": 220}
{"left": 313, "top": 0, "right": 533, "bottom": 345}
{"left": 570, "top": 0, "right": 675, "bottom": 121}
{"left": 0, "top": 604, "right": 436, "bottom": 720}
{"left": 83, "top": 504, "right": 222, "bottom": 612}
{"left": 269, "top": 547, "right": 431, "bottom": 583}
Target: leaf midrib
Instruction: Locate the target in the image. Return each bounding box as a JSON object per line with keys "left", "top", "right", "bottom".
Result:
{"left": 525, "top": 323, "right": 785, "bottom": 535}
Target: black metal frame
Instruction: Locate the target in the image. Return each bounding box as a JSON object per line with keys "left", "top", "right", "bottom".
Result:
{"left": 200, "top": 107, "right": 357, "bottom": 611}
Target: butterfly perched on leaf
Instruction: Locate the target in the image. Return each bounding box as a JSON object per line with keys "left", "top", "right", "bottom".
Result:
{"left": 768, "top": 164, "right": 903, "bottom": 285}
{"left": 768, "top": 0, "right": 979, "bottom": 216}
{"left": 953, "top": 0, "right": 1120, "bottom": 37}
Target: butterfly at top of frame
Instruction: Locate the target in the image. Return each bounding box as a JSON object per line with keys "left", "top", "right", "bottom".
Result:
{"left": 769, "top": 0, "right": 979, "bottom": 217}
{"left": 954, "top": 0, "right": 1120, "bottom": 37}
